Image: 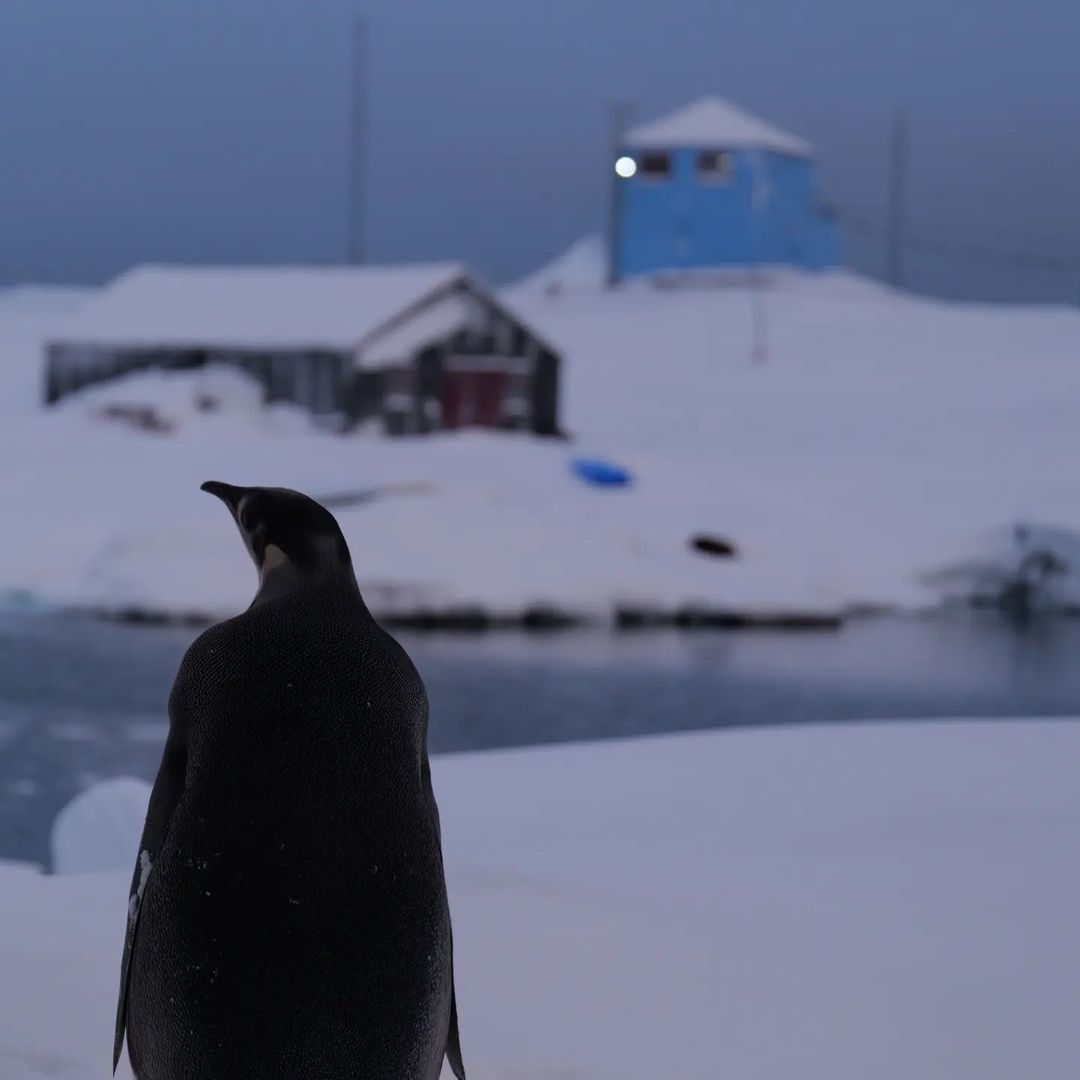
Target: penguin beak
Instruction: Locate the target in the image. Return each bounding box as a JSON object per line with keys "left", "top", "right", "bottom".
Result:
{"left": 200, "top": 481, "right": 245, "bottom": 513}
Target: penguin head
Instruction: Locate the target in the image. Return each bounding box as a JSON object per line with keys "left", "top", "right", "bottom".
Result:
{"left": 200, "top": 482, "right": 353, "bottom": 586}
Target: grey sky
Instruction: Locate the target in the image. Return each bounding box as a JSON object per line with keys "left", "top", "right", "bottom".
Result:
{"left": 1, "top": 0, "right": 1078, "bottom": 301}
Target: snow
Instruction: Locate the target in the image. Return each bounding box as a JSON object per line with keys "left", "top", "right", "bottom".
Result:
{"left": 2, "top": 719, "right": 1079, "bottom": 1078}
{"left": 3, "top": 256, "right": 1080, "bottom": 621}
{"left": 51, "top": 779, "right": 152, "bottom": 876}
{"left": 363, "top": 291, "right": 475, "bottom": 365}
{"left": 507, "top": 267, "right": 1080, "bottom": 615}
{"left": 57, "top": 367, "right": 312, "bottom": 436}
{"left": 514, "top": 233, "right": 607, "bottom": 294}
{"left": 52, "top": 263, "right": 468, "bottom": 352}
{"left": 626, "top": 95, "right": 813, "bottom": 157}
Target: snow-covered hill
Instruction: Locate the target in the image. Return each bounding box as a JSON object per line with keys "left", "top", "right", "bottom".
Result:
{"left": 2, "top": 255, "right": 1080, "bottom": 622}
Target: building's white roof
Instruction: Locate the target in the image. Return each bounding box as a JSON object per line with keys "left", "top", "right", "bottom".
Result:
{"left": 52, "top": 263, "right": 470, "bottom": 351}
{"left": 626, "top": 96, "right": 813, "bottom": 158}
{"left": 363, "top": 292, "right": 476, "bottom": 365}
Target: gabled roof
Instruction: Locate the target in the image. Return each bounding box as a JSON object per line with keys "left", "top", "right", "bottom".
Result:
{"left": 52, "top": 263, "right": 471, "bottom": 352}
{"left": 626, "top": 96, "right": 813, "bottom": 158}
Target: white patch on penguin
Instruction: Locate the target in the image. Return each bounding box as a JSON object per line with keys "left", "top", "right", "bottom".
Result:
{"left": 260, "top": 542, "right": 289, "bottom": 579}
{"left": 128, "top": 848, "right": 153, "bottom": 925}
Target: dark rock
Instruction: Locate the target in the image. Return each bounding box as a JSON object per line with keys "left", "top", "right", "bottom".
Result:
{"left": 689, "top": 534, "right": 738, "bottom": 559}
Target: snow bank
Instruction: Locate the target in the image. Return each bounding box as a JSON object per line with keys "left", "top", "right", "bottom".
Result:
{"left": 51, "top": 779, "right": 151, "bottom": 875}
{"left": 58, "top": 367, "right": 311, "bottom": 436}
{"left": 3, "top": 261, "right": 1080, "bottom": 620}
{"left": 2, "top": 720, "right": 1079, "bottom": 1078}
{"left": 508, "top": 264, "right": 1080, "bottom": 614}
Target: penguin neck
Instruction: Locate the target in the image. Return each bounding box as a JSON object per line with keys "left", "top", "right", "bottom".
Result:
{"left": 251, "top": 556, "right": 358, "bottom": 606}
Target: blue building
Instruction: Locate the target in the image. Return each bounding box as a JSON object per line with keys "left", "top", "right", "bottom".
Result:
{"left": 613, "top": 97, "right": 840, "bottom": 280}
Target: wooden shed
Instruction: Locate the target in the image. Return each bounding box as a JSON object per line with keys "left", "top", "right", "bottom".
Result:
{"left": 45, "top": 264, "right": 561, "bottom": 436}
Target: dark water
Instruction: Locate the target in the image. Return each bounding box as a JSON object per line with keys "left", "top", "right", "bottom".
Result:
{"left": 3, "top": 610, "right": 1080, "bottom": 866}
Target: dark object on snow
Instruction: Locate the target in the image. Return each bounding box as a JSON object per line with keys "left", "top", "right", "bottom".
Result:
{"left": 1019, "top": 549, "right": 1068, "bottom": 579}
{"left": 96, "top": 404, "right": 174, "bottom": 434}
{"left": 115, "top": 483, "right": 465, "bottom": 1080}
{"left": 571, "top": 457, "right": 633, "bottom": 487}
{"left": 998, "top": 548, "right": 1070, "bottom": 622}
{"left": 688, "top": 533, "right": 738, "bottom": 559}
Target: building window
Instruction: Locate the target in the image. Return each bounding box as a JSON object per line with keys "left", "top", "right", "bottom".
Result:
{"left": 639, "top": 151, "right": 671, "bottom": 179}
{"left": 697, "top": 150, "right": 734, "bottom": 182}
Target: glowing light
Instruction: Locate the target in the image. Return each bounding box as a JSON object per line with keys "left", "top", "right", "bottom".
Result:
{"left": 614, "top": 156, "right": 637, "bottom": 179}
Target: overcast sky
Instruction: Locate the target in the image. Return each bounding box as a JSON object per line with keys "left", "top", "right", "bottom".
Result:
{"left": 2, "top": 0, "right": 1078, "bottom": 301}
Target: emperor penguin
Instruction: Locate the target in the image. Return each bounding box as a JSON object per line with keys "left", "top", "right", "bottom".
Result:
{"left": 114, "top": 482, "right": 466, "bottom": 1080}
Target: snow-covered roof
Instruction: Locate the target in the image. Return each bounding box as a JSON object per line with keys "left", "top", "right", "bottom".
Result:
{"left": 363, "top": 292, "right": 476, "bottom": 365}
{"left": 51, "top": 264, "right": 472, "bottom": 352}
{"left": 626, "top": 96, "right": 813, "bottom": 158}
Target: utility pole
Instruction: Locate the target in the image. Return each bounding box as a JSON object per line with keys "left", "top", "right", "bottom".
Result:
{"left": 887, "top": 109, "right": 908, "bottom": 287}
{"left": 347, "top": 16, "right": 368, "bottom": 265}
{"left": 607, "top": 99, "right": 636, "bottom": 287}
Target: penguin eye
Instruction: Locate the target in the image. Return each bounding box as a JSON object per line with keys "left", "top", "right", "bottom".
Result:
{"left": 238, "top": 499, "right": 260, "bottom": 532}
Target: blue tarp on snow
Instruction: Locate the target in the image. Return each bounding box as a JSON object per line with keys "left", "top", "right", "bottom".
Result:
{"left": 571, "top": 458, "right": 633, "bottom": 488}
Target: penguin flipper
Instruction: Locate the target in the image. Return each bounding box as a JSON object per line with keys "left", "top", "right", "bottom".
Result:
{"left": 446, "top": 980, "right": 466, "bottom": 1080}
{"left": 423, "top": 755, "right": 466, "bottom": 1080}
{"left": 113, "top": 725, "right": 187, "bottom": 1073}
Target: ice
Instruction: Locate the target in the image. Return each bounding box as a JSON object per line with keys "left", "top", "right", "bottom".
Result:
{"left": 51, "top": 778, "right": 151, "bottom": 875}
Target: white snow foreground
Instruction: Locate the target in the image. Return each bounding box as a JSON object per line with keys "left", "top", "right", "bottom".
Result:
{"left": 3, "top": 720, "right": 1080, "bottom": 1079}
{"left": 4, "top": 264, "right": 1080, "bottom": 620}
